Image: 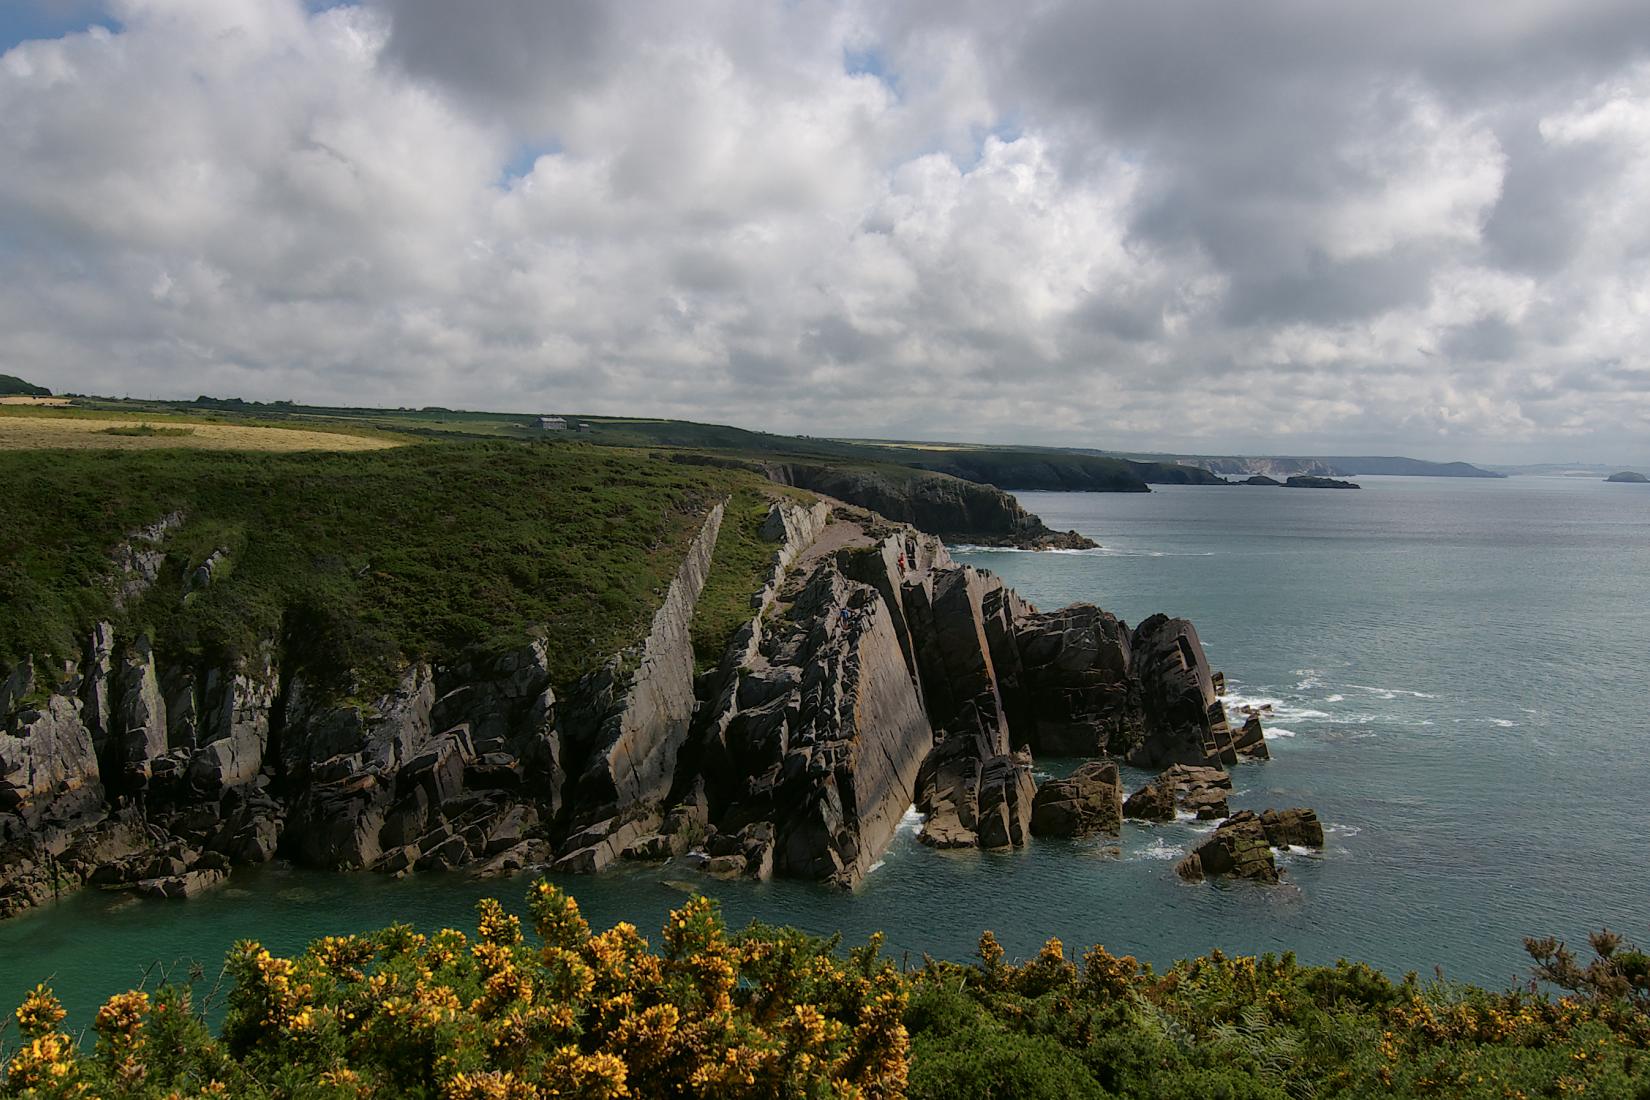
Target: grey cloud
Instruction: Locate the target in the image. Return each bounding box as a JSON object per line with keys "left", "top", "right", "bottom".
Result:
{"left": 1, "top": 0, "right": 1649, "bottom": 465}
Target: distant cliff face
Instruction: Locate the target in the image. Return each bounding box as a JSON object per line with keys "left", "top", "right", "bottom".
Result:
{"left": 760, "top": 463, "right": 1095, "bottom": 548}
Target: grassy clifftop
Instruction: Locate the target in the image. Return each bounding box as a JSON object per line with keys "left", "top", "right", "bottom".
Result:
{"left": 0, "top": 441, "right": 776, "bottom": 692}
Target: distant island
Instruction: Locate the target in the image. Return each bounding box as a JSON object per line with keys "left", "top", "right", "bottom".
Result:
{"left": 1235, "top": 473, "right": 1359, "bottom": 489}
{"left": 1285, "top": 475, "right": 1360, "bottom": 489}
{"left": 1605, "top": 470, "right": 1648, "bottom": 483}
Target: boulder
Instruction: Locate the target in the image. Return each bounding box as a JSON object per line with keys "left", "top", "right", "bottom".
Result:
{"left": 915, "top": 732, "right": 1035, "bottom": 851}
{"left": 1175, "top": 812, "right": 1279, "bottom": 883}
{"left": 1029, "top": 761, "right": 1122, "bottom": 838}
{"left": 1122, "top": 778, "right": 1176, "bottom": 822}
{"left": 1259, "top": 807, "right": 1324, "bottom": 848}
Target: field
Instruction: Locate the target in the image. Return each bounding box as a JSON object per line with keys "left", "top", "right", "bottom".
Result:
{"left": 0, "top": 413, "right": 400, "bottom": 452}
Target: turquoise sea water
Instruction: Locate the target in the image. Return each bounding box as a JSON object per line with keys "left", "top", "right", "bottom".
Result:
{"left": 5, "top": 475, "right": 1649, "bottom": 1027}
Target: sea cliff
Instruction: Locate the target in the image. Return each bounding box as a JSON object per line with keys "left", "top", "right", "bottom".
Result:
{"left": 1, "top": 450, "right": 1280, "bottom": 915}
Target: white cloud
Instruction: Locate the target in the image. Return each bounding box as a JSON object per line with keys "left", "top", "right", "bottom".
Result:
{"left": 0, "top": 0, "right": 1648, "bottom": 463}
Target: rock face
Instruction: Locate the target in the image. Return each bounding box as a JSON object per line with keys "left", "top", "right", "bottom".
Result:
{"left": 1, "top": 486, "right": 1284, "bottom": 915}
{"left": 1014, "top": 606, "right": 1140, "bottom": 756}
{"left": 568, "top": 503, "right": 723, "bottom": 829}
{"left": 1129, "top": 616, "right": 1268, "bottom": 769}
{"left": 1238, "top": 475, "right": 1282, "bottom": 486}
{"left": 1029, "top": 761, "right": 1122, "bottom": 838}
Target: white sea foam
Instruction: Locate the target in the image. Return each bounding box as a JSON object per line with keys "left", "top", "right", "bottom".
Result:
{"left": 1346, "top": 682, "right": 1438, "bottom": 700}
{"left": 1137, "top": 838, "right": 1183, "bottom": 861}
{"left": 1324, "top": 693, "right": 1345, "bottom": 703}
{"left": 1262, "top": 726, "right": 1297, "bottom": 739}
{"left": 867, "top": 859, "right": 886, "bottom": 874}
{"left": 896, "top": 805, "right": 923, "bottom": 834}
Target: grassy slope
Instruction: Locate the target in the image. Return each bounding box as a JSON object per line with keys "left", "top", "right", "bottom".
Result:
{"left": 687, "top": 488, "right": 779, "bottom": 672}
{"left": 0, "top": 440, "right": 780, "bottom": 694}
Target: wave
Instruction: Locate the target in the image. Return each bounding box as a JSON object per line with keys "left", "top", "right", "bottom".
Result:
{"left": 896, "top": 805, "right": 924, "bottom": 834}
{"left": 1135, "top": 838, "right": 1183, "bottom": 862}
{"left": 1262, "top": 726, "right": 1297, "bottom": 739}
{"left": 1346, "top": 682, "right": 1438, "bottom": 700}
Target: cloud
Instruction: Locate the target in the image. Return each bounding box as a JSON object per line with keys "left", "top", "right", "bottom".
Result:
{"left": 0, "top": 0, "right": 1648, "bottom": 463}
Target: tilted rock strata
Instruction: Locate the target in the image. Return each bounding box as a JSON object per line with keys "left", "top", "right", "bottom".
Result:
{"left": 1, "top": 490, "right": 1285, "bottom": 914}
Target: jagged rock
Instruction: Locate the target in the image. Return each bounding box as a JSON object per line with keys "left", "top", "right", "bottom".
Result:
{"left": 1183, "top": 787, "right": 1230, "bottom": 820}
{"left": 720, "top": 564, "right": 933, "bottom": 888}
{"left": 1030, "top": 761, "right": 1122, "bottom": 838}
{"left": 1260, "top": 807, "right": 1325, "bottom": 848}
{"left": 80, "top": 623, "right": 117, "bottom": 762}
{"left": 553, "top": 812, "right": 662, "bottom": 875}
{"left": 1122, "top": 778, "right": 1176, "bottom": 822}
{"left": 114, "top": 638, "right": 169, "bottom": 790}
{"left": 0, "top": 695, "right": 105, "bottom": 838}
{"left": 1176, "top": 812, "right": 1279, "bottom": 883}
{"left": 904, "top": 565, "right": 1009, "bottom": 745}
{"left": 186, "top": 658, "right": 277, "bottom": 792}
{"left": 1013, "top": 606, "right": 1142, "bottom": 756}
{"left": 915, "top": 733, "right": 1035, "bottom": 851}
{"left": 472, "top": 838, "right": 553, "bottom": 879}
{"left": 1129, "top": 616, "right": 1266, "bottom": 768}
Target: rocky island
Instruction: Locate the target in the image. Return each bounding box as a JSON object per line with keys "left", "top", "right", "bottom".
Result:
{"left": 1605, "top": 470, "right": 1648, "bottom": 483}
{"left": 1285, "top": 475, "right": 1361, "bottom": 489}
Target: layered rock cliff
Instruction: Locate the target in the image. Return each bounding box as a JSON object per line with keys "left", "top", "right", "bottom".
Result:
{"left": 1, "top": 491, "right": 1272, "bottom": 916}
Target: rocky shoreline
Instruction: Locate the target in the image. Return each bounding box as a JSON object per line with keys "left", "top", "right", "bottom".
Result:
{"left": 1, "top": 494, "right": 1314, "bottom": 918}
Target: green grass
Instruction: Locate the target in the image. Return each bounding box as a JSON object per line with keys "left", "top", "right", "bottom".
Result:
{"left": 688, "top": 489, "right": 782, "bottom": 672}
{"left": 0, "top": 440, "right": 770, "bottom": 696}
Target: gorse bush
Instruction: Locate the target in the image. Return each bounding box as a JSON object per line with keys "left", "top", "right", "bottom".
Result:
{"left": 4, "top": 891, "right": 1648, "bottom": 1099}
{"left": 2, "top": 882, "right": 909, "bottom": 1099}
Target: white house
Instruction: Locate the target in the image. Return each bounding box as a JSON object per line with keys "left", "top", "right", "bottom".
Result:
{"left": 536, "top": 415, "right": 567, "bottom": 431}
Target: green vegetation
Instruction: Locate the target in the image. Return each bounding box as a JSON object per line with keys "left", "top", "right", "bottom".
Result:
{"left": 689, "top": 489, "right": 781, "bottom": 672}
{"left": 4, "top": 884, "right": 1646, "bottom": 1098}
{"left": 98, "top": 424, "right": 196, "bottom": 438}
{"left": 0, "top": 375, "right": 49, "bottom": 397}
{"left": 0, "top": 442, "right": 768, "bottom": 694}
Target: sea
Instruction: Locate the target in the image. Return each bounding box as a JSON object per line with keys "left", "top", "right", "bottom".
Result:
{"left": 5, "top": 474, "right": 1649, "bottom": 1026}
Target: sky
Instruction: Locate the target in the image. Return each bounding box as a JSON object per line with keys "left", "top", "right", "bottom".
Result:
{"left": 2, "top": 1, "right": 1649, "bottom": 464}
